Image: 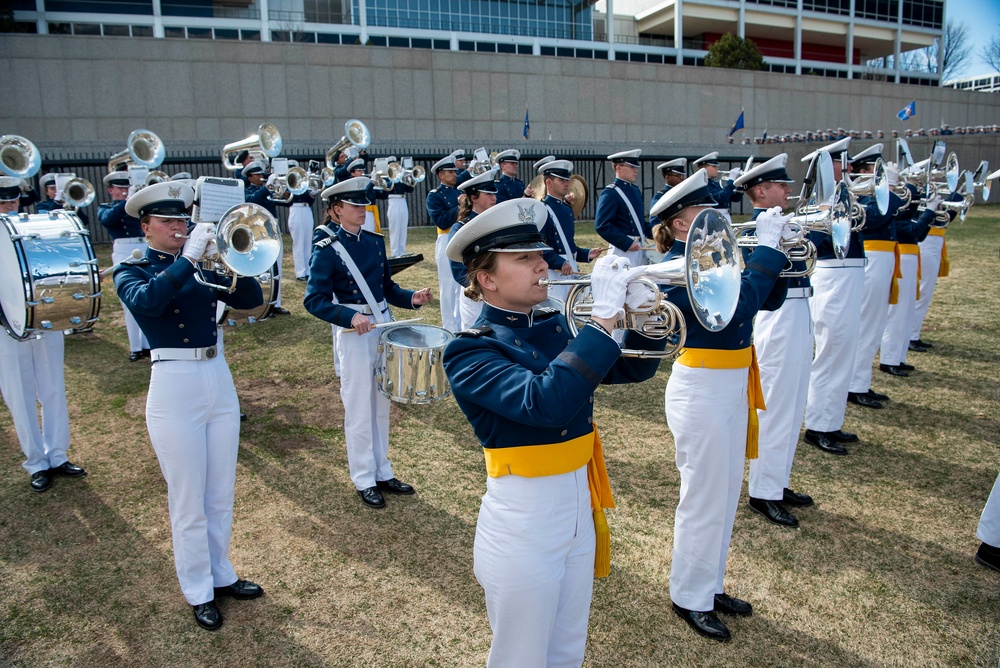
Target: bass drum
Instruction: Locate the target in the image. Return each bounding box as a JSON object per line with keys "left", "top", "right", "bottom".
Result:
{"left": 216, "top": 269, "right": 278, "bottom": 327}
{"left": 375, "top": 324, "right": 454, "bottom": 404}
{"left": 0, "top": 211, "right": 101, "bottom": 340}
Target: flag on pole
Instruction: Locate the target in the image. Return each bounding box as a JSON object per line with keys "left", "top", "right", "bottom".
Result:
{"left": 523, "top": 106, "right": 530, "bottom": 140}
{"left": 761, "top": 127, "right": 768, "bottom": 141}
{"left": 727, "top": 109, "right": 745, "bottom": 138}
{"left": 897, "top": 100, "right": 916, "bottom": 121}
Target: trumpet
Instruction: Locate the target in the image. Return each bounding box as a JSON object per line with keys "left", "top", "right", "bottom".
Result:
{"left": 192, "top": 203, "right": 281, "bottom": 293}
{"left": 325, "top": 119, "right": 371, "bottom": 170}
{"left": 386, "top": 160, "right": 425, "bottom": 187}
{"left": 222, "top": 123, "right": 282, "bottom": 171}
{"left": 108, "top": 129, "right": 165, "bottom": 173}
{"left": 0, "top": 134, "right": 41, "bottom": 179}
{"left": 970, "top": 160, "right": 991, "bottom": 202}
{"left": 732, "top": 221, "right": 818, "bottom": 277}
{"left": 540, "top": 208, "right": 741, "bottom": 358}
{"left": 267, "top": 166, "right": 310, "bottom": 203}
{"left": 845, "top": 158, "right": 890, "bottom": 216}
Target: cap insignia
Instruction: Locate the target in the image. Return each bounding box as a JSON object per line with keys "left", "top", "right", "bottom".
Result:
{"left": 167, "top": 185, "right": 181, "bottom": 198}
{"left": 517, "top": 202, "right": 535, "bottom": 225}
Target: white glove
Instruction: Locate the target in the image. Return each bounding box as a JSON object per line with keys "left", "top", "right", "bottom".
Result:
{"left": 589, "top": 255, "right": 632, "bottom": 321}
{"left": 924, "top": 194, "right": 943, "bottom": 212}
{"left": 266, "top": 173, "right": 279, "bottom": 187}
{"left": 204, "top": 238, "right": 219, "bottom": 260}
{"left": 728, "top": 167, "right": 742, "bottom": 181}
{"left": 781, "top": 222, "right": 803, "bottom": 243}
{"left": 625, "top": 277, "right": 658, "bottom": 313}
{"left": 884, "top": 161, "right": 901, "bottom": 187}
{"left": 182, "top": 223, "right": 215, "bottom": 264}
{"left": 754, "top": 207, "right": 790, "bottom": 251}
{"left": 127, "top": 184, "right": 141, "bottom": 198}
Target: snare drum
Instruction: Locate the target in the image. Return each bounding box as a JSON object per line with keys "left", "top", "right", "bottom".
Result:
{"left": 217, "top": 270, "right": 279, "bottom": 327}
{"left": 375, "top": 324, "right": 454, "bottom": 404}
{"left": 0, "top": 211, "right": 101, "bottom": 340}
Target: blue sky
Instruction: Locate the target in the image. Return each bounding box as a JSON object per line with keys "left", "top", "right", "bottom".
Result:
{"left": 947, "top": 0, "right": 1000, "bottom": 79}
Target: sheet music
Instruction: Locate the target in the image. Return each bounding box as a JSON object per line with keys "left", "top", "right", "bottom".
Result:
{"left": 193, "top": 177, "right": 244, "bottom": 223}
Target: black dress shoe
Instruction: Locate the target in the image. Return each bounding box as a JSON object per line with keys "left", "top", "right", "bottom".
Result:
{"left": 879, "top": 363, "right": 910, "bottom": 377}
{"left": 192, "top": 601, "right": 223, "bottom": 631}
{"left": 908, "top": 340, "right": 929, "bottom": 352}
{"left": 295, "top": 276, "right": 308, "bottom": 282}
{"left": 52, "top": 461, "right": 87, "bottom": 477}
{"left": 30, "top": 470, "right": 52, "bottom": 493}
{"left": 898, "top": 362, "right": 915, "bottom": 371}
{"left": 866, "top": 389, "right": 890, "bottom": 402}
{"left": 671, "top": 603, "right": 730, "bottom": 642}
{"left": 782, "top": 487, "right": 814, "bottom": 507}
{"left": 215, "top": 579, "right": 264, "bottom": 600}
{"left": 848, "top": 392, "right": 883, "bottom": 409}
{"left": 975, "top": 542, "right": 1000, "bottom": 573}
{"left": 827, "top": 429, "right": 858, "bottom": 443}
{"left": 128, "top": 351, "right": 143, "bottom": 362}
{"left": 713, "top": 593, "right": 753, "bottom": 617}
{"left": 357, "top": 487, "right": 386, "bottom": 508}
{"left": 240, "top": 413, "right": 247, "bottom": 422}
{"left": 748, "top": 497, "right": 799, "bottom": 528}
{"left": 376, "top": 478, "right": 415, "bottom": 495}
{"left": 272, "top": 307, "right": 291, "bottom": 316}
{"left": 804, "top": 430, "right": 848, "bottom": 455}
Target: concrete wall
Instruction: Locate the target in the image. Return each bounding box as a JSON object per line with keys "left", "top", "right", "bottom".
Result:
{"left": 1, "top": 33, "right": 997, "bottom": 162}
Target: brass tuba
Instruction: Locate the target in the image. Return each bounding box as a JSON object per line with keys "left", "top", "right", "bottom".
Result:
{"left": 0, "top": 135, "right": 41, "bottom": 179}
{"left": 108, "top": 129, "right": 165, "bottom": 173}
{"left": 325, "top": 119, "right": 371, "bottom": 170}
{"left": 222, "top": 123, "right": 282, "bottom": 171}
{"left": 541, "top": 208, "right": 741, "bottom": 358}
{"left": 192, "top": 203, "right": 282, "bottom": 293}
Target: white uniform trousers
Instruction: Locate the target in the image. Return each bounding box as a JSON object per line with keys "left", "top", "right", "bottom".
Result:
{"left": 362, "top": 209, "right": 376, "bottom": 233}
{"left": 849, "top": 250, "right": 895, "bottom": 393}
{"left": 335, "top": 306, "right": 394, "bottom": 490}
{"left": 475, "top": 465, "right": 595, "bottom": 668}
{"left": 666, "top": 364, "right": 748, "bottom": 611}
{"left": 386, "top": 196, "right": 409, "bottom": 257}
{"left": 977, "top": 473, "right": 1000, "bottom": 547}
{"left": 607, "top": 237, "right": 645, "bottom": 269}
{"left": 805, "top": 262, "right": 865, "bottom": 433}
{"left": 273, "top": 234, "right": 284, "bottom": 308}
{"left": 435, "top": 232, "right": 462, "bottom": 332}
{"left": 146, "top": 355, "right": 240, "bottom": 606}
{"left": 0, "top": 332, "right": 71, "bottom": 474}
{"left": 911, "top": 234, "right": 944, "bottom": 342}
{"left": 287, "top": 203, "right": 314, "bottom": 279}
{"left": 749, "top": 298, "right": 812, "bottom": 500}
{"left": 880, "top": 253, "right": 918, "bottom": 366}
{"left": 112, "top": 237, "right": 150, "bottom": 353}
{"left": 459, "top": 292, "right": 484, "bottom": 330}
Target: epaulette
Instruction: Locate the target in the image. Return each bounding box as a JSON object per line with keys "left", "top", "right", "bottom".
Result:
{"left": 315, "top": 237, "right": 334, "bottom": 249}
{"left": 119, "top": 256, "right": 150, "bottom": 267}
{"left": 532, "top": 307, "right": 561, "bottom": 320}
{"left": 361, "top": 229, "right": 386, "bottom": 239}
{"left": 455, "top": 326, "right": 494, "bottom": 338}
{"left": 428, "top": 187, "right": 440, "bottom": 194}
{"left": 604, "top": 183, "right": 617, "bottom": 190}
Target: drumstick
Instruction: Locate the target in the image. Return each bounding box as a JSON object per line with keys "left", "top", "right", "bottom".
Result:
{"left": 343, "top": 317, "right": 423, "bottom": 333}
{"left": 100, "top": 249, "right": 143, "bottom": 277}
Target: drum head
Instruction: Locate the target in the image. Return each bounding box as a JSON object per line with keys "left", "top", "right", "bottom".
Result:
{"left": 382, "top": 324, "right": 453, "bottom": 348}
{"left": 0, "top": 216, "right": 28, "bottom": 337}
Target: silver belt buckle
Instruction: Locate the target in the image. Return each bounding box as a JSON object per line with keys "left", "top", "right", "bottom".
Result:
{"left": 204, "top": 345, "right": 217, "bottom": 360}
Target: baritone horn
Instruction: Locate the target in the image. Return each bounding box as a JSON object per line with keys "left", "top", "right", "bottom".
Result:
{"left": 325, "top": 119, "right": 371, "bottom": 169}
{"left": 63, "top": 176, "right": 96, "bottom": 210}
{"left": 0, "top": 134, "right": 41, "bottom": 179}
{"left": 541, "top": 208, "right": 741, "bottom": 358}
{"left": 193, "top": 203, "right": 282, "bottom": 293}
{"left": 108, "top": 129, "right": 165, "bottom": 172}
{"left": 222, "top": 123, "right": 282, "bottom": 171}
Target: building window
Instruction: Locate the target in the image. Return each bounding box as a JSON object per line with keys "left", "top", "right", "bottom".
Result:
{"left": 215, "top": 28, "right": 239, "bottom": 40}
{"left": 46, "top": 0, "right": 153, "bottom": 15}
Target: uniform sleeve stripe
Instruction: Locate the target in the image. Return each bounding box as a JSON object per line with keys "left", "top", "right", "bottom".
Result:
{"left": 557, "top": 350, "right": 602, "bottom": 386}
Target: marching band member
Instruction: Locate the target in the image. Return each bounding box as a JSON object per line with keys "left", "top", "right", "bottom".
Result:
{"left": 304, "top": 177, "right": 433, "bottom": 509}
{"left": 908, "top": 181, "right": 957, "bottom": 352}
{"left": 494, "top": 149, "right": 526, "bottom": 203}
{"left": 539, "top": 159, "right": 601, "bottom": 304}
{"left": 845, "top": 144, "right": 907, "bottom": 406}
{"left": 648, "top": 158, "right": 687, "bottom": 229}
{"left": 230, "top": 149, "right": 253, "bottom": 185}
{"left": 34, "top": 172, "right": 60, "bottom": 213}
{"left": 443, "top": 198, "right": 663, "bottom": 666}
{"left": 288, "top": 181, "right": 317, "bottom": 282}
{"left": 651, "top": 169, "right": 789, "bottom": 642}
{"left": 99, "top": 170, "right": 151, "bottom": 360}
{"left": 976, "top": 474, "right": 1000, "bottom": 573}
{"left": 113, "top": 181, "right": 265, "bottom": 631}
{"left": 426, "top": 154, "right": 463, "bottom": 332}
{"left": 533, "top": 155, "right": 556, "bottom": 171}
{"left": 692, "top": 152, "right": 743, "bottom": 217}
{"left": 453, "top": 149, "right": 472, "bottom": 186}
{"left": 0, "top": 178, "right": 85, "bottom": 494}
{"left": 244, "top": 161, "right": 290, "bottom": 315}
{"left": 802, "top": 137, "right": 865, "bottom": 456}
{"left": 385, "top": 156, "right": 414, "bottom": 257}
{"left": 595, "top": 149, "right": 648, "bottom": 270}
{"left": 736, "top": 155, "right": 814, "bottom": 529}
{"left": 450, "top": 170, "right": 498, "bottom": 329}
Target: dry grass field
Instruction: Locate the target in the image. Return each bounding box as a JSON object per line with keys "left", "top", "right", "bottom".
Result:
{"left": 1, "top": 206, "right": 999, "bottom": 667}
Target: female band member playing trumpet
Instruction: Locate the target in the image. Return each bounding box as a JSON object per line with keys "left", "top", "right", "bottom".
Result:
{"left": 442, "top": 198, "right": 664, "bottom": 666}
{"left": 113, "top": 182, "right": 265, "bottom": 631}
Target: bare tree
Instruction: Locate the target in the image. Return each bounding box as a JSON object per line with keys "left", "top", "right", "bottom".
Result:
{"left": 984, "top": 32, "right": 1000, "bottom": 73}
{"left": 898, "top": 20, "right": 972, "bottom": 82}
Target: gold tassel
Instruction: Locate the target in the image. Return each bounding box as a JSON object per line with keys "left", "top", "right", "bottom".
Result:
{"left": 889, "top": 243, "right": 902, "bottom": 305}
{"left": 593, "top": 508, "right": 611, "bottom": 578}
{"left": 939, "top": 239, "right": 949, "bottom": 277}
{"left": 745, "top": 346, "right": 764, "bottom": 460}
{"left": 915, "top": 252, "right": 922, "bottom": 300}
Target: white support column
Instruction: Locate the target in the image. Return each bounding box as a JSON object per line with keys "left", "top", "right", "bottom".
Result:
{"left": 795, "top": 0, "right": 802, "bottom": 74}
{"left": 357, "top": 0, "right": 368, "bottom": 44}
{"left": 152, "top": 0, "right": 163, "bottom": 38}
{"left": 894, "top": 0, "right": 903, "bottom": 83}
{"left": 846, "top": 22, "right": 854, "bottom": 79}
{"left": 675, "top": 0, "right": 683, "bottom": 65}
{"left": 607, "top": 0, "right": 616, "bottom": 61}
{"left": 34, "top": 0, "right": 47, "bottom": 35}
{"left": 260, "top": 0, "right": 271, "bottom": 42}
{"left": 738, "top": 0, "right": 745, "bottom": 39}
{"left": 532, "top": 37, "right": 540, "bottom": 56}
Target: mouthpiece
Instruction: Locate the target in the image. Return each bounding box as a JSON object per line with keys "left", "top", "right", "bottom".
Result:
{"left": 174, "top": 233, "right": 187, "bottom": 239}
